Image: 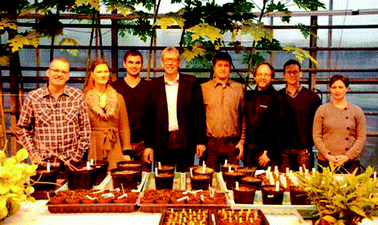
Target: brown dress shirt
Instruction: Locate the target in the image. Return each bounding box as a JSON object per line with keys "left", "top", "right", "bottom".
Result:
{"left": 201, "top": 78, "right": 245, "bottom": 141}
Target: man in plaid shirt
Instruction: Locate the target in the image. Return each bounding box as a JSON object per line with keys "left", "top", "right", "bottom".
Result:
{"left": 17, "top": 58, "right": 91, "bottom": 167}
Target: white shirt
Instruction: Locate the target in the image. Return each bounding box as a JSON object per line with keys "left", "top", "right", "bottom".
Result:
{"left": 165, "top": 74, "right": 179, "bottom": 131}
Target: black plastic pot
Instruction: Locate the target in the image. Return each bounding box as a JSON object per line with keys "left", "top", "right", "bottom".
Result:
{"left": 290, "top": 186, "right": 310, "bottom": 205}
{"left": 190, "top": 174, "right": 212, "bottom": 190}
{"left": 67, "top": 168, "right": 96, "bottom": 190}
{"left": 233, "top": 185, "right": 257, "bottom": 204}
{"left": 241, "top": 176, "right": 263, "bottom": 190}
{"left": 155, "top": 173, "right": 174, "bottom": 189}
{"left": 261, "top": 185, "right": 284, "bottom": 205}
{"left": 223, "top": 171, "right": 245, "bottom": 190}
{"left": 117, "top": 160, "right": 143, "bottom": 184}
{"left": 111, "top": 169, "right": 139, "bottom": 190}
{"left": 93, "top": 160, "right": 109, "bottom": 185}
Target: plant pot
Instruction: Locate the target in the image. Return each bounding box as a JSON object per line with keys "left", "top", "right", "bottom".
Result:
{"left": 158, "top": 165, "right": 175, "bottom": 174}
{"left": 49, "top": 196, "right": 65, "bottom": 205}
{"left": 31, "top": 169, "right": 59, "bottom": 191}
{"left": 67, "top": 168, "right": 96, "bottom": 190}
{"left": 117, "top": 160, "right": 143, "bottom": 184}
{"left": 193, "top": 167, "right": 214, "bottom": 178}
{"left": 110, "top": 169, "right": 139, "bottom": 190}
{"left": 93, "top": 160, "right": 109, "bottom": 185}
{"left": 261, "top": 185, "right": 284, "bottom": 205}
{"left": 117, "top": 160, "right": 143, "bottom": 171}
{"left": 240, "top": 176, "right": 263, "bottom": 190}
{"left": 221, "top": 163, "right": 240, "bottom": 173}
{"left": 65, "top": 197, "right": 80, "bottom": 204}
{"left": 190, "top": 174, "right": 212, "bottom": 190}
{"left": 237, "top": 166, "right": 257, "bottom": 177}
{"left": 233, "top": 185, "right": 257, "bottom": 204}
{"left": 223, "top": 171, "right": 245, "bottom": 190}
{"left": 155, "top": 173, "right": 174, "bottom": 189}
{"left": 290, "top": 186, "right": 310, "bottom": 205}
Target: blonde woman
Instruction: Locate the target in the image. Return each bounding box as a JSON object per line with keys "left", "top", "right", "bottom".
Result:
{"left": 83, "top": 59, "right": 132, "bottom": 170}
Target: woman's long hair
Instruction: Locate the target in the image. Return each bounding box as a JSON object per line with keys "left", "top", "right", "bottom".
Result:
{"left": 83, "top": 59, "right": 112, "bottom": 95}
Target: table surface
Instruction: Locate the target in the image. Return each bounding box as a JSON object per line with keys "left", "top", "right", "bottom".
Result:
{"left": 2, "top": 200, "right": 312, "bottom": 225}
{"left": 3, "top": 201, "right": 378, "bottom": 225}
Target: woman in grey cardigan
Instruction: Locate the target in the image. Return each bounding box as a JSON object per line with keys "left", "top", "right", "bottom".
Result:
{"left": 313, "top": 74, "right": 366, "bottom": 173}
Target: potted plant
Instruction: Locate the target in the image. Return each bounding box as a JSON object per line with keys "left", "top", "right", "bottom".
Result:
{"left": 0, "top": 148, "right": 37, "bottom": 220}
{"left": 297, "top": 164, "right": 378, "bottom": 225}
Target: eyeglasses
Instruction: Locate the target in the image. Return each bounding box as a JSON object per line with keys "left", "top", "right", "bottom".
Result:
{"left": 49, "top": 68, "right": 69, "bottom": 75}
{"left": 285, "top": 71, "right": 300, "bottom": 75}
{"left": 162, "top": 57, "right": 180, "bottom": 63}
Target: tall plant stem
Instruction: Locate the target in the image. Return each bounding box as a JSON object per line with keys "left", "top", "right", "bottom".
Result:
{"left": 146, "top": 0, "right": 162, "bottom": 79}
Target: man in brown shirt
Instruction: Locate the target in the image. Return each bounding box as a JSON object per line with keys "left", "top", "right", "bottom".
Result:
{"left": 201, "top": 52, "right": 245, "bottom": 171}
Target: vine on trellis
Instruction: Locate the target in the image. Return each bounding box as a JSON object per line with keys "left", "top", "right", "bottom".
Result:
{"left": 0, "top": 0, "right": 325, "bottom": 70}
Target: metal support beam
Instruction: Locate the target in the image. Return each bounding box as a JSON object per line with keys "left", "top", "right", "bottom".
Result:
{"left": 111, "top": 10, "right": 118, "bottom": 79}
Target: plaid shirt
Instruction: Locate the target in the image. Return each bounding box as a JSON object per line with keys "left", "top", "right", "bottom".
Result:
{"left": 17, "top": 86, "right": 91, "bottom": 166}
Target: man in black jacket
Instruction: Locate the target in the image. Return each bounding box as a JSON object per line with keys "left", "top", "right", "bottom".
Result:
{"left": 147, "top": 47, "right": 206, "bottom": 171}
{"left": 244, "top": 62, "right": 286, "bottom": 170}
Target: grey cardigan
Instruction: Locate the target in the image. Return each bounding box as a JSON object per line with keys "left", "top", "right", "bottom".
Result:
{"left": 313, "top": 102, "right": 366, "bottom": 161}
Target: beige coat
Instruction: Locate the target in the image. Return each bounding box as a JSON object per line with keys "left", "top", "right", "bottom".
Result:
{"left": 85, "top": 87, "right": 131, "bottom": 170}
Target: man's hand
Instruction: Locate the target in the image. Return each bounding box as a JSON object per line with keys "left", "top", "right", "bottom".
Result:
{"left": 196, "top": 144, "right": 206, "bottom": 158}
{"left": 235, "top": 141, "right": 244, "bottom": 160}
{"left": 258, "top": 150, "right": 270, "bottom": 167}
{"left": 143, "top": 147, "right": 154, "bottom": 164}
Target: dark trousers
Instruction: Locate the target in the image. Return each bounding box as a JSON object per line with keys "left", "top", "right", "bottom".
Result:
{"left": 159, "top": 131, "right": 192, "bottom": 172}
{"left": 244, "top": 148, "right": 280, "bottom": 171}
{"left": 280, "top": 148, "right": 310, "bottom": 172}
{"left": 206, "top": 137, "right": 239, "bottom": 172}
{"left": 130, "top": 140, "right": 150, "bottom": 171}
{"left": 318, "top": 160, "right": 361, "bottom": 174}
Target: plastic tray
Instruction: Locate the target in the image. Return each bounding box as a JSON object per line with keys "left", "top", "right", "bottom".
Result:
{"left": 214, "top": 208, "right": 270, "bottom": 225}
{"left": 159, "top": 208, "right": 213, "bottom": 225}
{"left": 47, "top": 202, "right": 137, "bottom": 213}
{"left": 216, "top": 173, "right": 317, "bottom": 211}
{"left": 138, "top": 172, "right": 230, "bottom": 213}
{"left": 46, "top": 172, "right": 148, "bottom": 213}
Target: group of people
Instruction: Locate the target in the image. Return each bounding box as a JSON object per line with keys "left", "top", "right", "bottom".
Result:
{"left": 16, "top": 47, "right": 367, "bottom": 174}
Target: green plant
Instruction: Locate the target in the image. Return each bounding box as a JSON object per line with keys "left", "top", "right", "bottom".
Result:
{"left": 0, "top": 148, "right": 37, "bottom": 220}
{"left": 297, "top": 164, "right": 378, "bottom": 225}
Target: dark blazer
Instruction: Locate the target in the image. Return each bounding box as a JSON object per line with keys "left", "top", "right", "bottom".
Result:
{"left": 148, "top": 73, "right": 206, "bottom": 167}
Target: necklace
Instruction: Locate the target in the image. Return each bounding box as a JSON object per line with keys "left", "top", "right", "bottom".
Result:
{"left": 94, "top": 90, "right": 107, "bottom": 108}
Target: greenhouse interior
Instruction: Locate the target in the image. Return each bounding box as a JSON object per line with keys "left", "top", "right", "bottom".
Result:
{"left": 0, "top": 0, "right": 377, "bottom": 224}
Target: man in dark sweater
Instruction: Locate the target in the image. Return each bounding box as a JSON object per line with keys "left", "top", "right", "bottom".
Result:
{"left": 279, "top": 59, "right": 322, "bottom": 171}
{"left": 113, "top": 49, "right": 153, "bottom": 170}
{"left": 244, "top": 62, "right": 286, "bottom": 170}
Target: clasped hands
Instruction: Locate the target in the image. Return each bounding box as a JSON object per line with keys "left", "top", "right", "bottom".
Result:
{"left": 325, "top": 154, "right": 349, "bottom": 167}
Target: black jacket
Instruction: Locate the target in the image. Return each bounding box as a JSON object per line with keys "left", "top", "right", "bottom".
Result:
{"left": 149, "top": 73, "right": 206, "bottom": 167}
